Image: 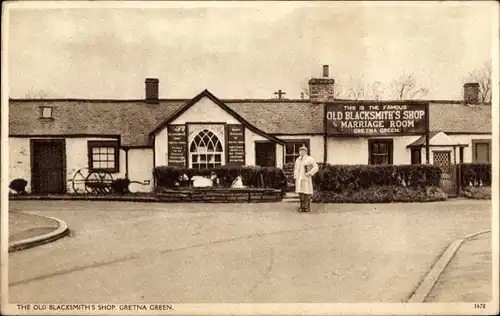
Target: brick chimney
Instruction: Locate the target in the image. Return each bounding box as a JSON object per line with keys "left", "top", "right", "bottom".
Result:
{"left": 308, "top": 65, "right": 335, "bottom": 102}
{"left": 145, "top": 78, "right": 159, "bottom": 103}
{"left": 463, "top": 82, "right": 479, "bottom": 104}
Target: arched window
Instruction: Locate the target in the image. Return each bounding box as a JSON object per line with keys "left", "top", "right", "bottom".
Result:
{"left": 189, "top": 129, "right": 223, "bottom": 169}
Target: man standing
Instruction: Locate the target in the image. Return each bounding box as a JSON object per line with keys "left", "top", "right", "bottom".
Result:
{"left": 293, "top": 145, "right": 319, "bottom": 212}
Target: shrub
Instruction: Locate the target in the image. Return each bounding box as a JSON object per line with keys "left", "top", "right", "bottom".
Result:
{"left": 153, "top": 165, "right": 287, "bottom": 190}
{"left": 111, "top": 178, "right": 131, "bottom": 195}
{"left": 9, "top": 179, "right": 28, "bottom": 194}
{"left": 312, "top": 185, "right": 447, "bottom": 203}
{"left": 460, "top": 186, "right": 491, "bottom": 199}
{"left": 459, "top": 163, "right": 491, "bottom": 187}
{"left": 312, "top": 164, "right": 441, "bottom": 192}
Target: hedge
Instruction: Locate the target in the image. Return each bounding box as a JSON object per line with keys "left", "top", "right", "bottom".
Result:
{"left": 153, "top": 165, "right": 287, "bottom": 190}
{"left": 460, "top": 186, "right": 491, "bottom": 200}
{"left": 459, "top": 163, "right": 491, "bottom": 187}
{"left": 312, "top": 164, "right": 442, "bottom": 192}
{"left": 313, "top": 185, "right": 447, "bottom": 203}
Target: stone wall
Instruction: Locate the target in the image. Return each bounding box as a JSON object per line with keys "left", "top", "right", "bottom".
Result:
{"left": 156, "top": 188, "right": 283, "bottom": 203}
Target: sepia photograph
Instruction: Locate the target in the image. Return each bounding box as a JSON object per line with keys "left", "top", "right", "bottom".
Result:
{"left": 1, "top": 1, "right": 499, "bottom": 315}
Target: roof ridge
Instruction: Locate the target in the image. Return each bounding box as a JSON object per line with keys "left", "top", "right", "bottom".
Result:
{"left": 9, "top": 98, "right": 492, "bottom": 105}
{"left": 8, "top": 98, "right": 188, "bottom": 103}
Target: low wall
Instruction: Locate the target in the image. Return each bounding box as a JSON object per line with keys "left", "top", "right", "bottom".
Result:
{"left": 156, "top": 187, "right": 284, "bottom": 203}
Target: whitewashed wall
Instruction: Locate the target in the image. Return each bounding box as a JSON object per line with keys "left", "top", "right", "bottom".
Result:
{"left": 64, "top": 138, "right": 125, "bottom": 193}
{"left": 326, "top": 135, "right": 421, "bottom": 165}
{"left": 171, "top": 96, "right": 239, "bottom": 125}
{"left": 127, "top": 148, "right": 154, "bottom": 192}
{"left": 276, "top": 143, "right": 284, "bottom": 168}
{"left": 449, "top": 134, "right": 492, "bottom": 163}
{"left": 9, "top": 136, "right": 125, "bottom": 193}
{"left": 154, "top": 128, "right": 168, "bottom": 166}
{"left": 9, "top": 138, "right": 31, "bottom": 191}
{"left": 244, "top": 129, "right": 266, "bottom": 166}
{"left": 153, "top": 95, "right": 283, "bottom": 168}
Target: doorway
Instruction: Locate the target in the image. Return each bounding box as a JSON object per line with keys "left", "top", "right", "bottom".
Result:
{"left": 255, "top": 142, "right": 276, "bottom": 167}
{"left": 433, "top": 150, "right": 457, "bottom": 197}
{"left": 31, "top": 139, "right": 66, "bottom": 194}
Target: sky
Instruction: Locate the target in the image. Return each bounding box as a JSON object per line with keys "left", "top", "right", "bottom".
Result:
{"left": 6, "top": 1, "right": 496, "bottom": 100}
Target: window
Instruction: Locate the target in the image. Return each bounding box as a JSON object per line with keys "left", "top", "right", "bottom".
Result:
{"left": 285, "top": 140, "right": 310, "bottom": 164}
{"left": 189, "top": 129, "right": 223, "bottom": 169}
{"left": 459, "top": 147, "right": 464, "bottom": 163}
{"left": 368, "top": 139, "right": 393, "bottom": 165}
{"left": 39, "top": 106, "right": 53, "bottom": 119}
{"left": 87, "top": 141, "right": 119, "bottom": 173}
{"left": 411, "top": 148, "right": 421, "bottom": 165}
{"left": 472, "top": 140, "right": 491, "bottom": 163}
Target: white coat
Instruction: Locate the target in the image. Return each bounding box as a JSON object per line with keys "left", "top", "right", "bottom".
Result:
{"left": 294, "top": 155, "right": 319, "bottom": 195}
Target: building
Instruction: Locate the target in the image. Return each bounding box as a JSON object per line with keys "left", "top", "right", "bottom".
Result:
{"left": 8, "top": 66, "right": 491, "bottom": 194}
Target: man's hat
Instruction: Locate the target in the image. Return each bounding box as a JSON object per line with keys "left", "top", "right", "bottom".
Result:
{"left": 298, "top": 145, "right": 308, "bottom": 151}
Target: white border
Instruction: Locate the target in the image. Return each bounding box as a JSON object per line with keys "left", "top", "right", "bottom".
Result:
{"left": 490, "top": 0, "right": 500, "bottom": 310}
{"left": 1, "top": 0, "right": 11, "bottom": 310}
{"left": 1, "top": 1, "right": 499, "bottom": 315}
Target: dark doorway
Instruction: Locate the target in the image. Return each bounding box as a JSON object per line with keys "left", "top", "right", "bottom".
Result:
{"left": 255, "top": 142, "right": 276, "bottom": 167}
{"left": 410, "top": 148, "right": 422, "bottom": 164}
{"left": 31, "top": 139, "right": 66, "bottom": 194}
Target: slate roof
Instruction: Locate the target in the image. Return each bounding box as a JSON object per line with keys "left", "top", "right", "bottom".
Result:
{"left": 8, "top": 100, "right": 184, "bottom": 146}
{"left": 428, "top": 102, "right": 491, "bottom": 133}
{"left": 8, "top": 96, "right": 492, "bottom": 147}
{"left": 226, "top": 101, "right": 324, "bottom": 135}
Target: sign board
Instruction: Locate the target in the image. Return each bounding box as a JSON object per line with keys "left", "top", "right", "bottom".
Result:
{"left": 226, "top": 124, "right": 245, "bottom": 165}
{"left": 167, "top": 125, "right": 187, "bottom": 167}
{"left": 325, "top": 103, "right": 427, "bottom": 136}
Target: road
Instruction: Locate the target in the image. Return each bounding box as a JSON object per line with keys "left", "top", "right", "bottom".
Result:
{"left": 8, "top": 199, "right": 491, "bottom": 303}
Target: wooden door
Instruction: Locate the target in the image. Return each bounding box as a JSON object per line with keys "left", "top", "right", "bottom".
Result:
{"left": 31, "top": 140, "right": 66, "bottom": 194}
{"left": 255, "top": 142, "right": 276, "bottom": 167}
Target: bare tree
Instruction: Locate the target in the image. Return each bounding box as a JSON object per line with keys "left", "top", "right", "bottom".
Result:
{"left": 466, "top": 61, "right": 491, "bottom": 103}
{"left": 301, "top": 73, "right": 428, "bottom": 100}
{"left": 345, "top": 78, "right": 365, "bottom": 100}
{"left": 24, "top": 88, "right": 51, "bottom": 99}
{"left": 388, "top": 74, "right": 428, "bottom": 100}
{"left": 345, "top": 78, "right": 385, "bottom": 100}
{"left": 368, "top": 81, "right": 384, "bottom": 100}
{"left": 300, "top": 80, "right": 310, "bottom": 98}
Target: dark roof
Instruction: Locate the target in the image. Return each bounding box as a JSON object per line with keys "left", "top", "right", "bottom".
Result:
{"left": 9, "top": 97, "right": 491, "bottom": 146}
{"left": 428, "top": 102, "right": 491, "bottom": 133}
{"left": 8, "top": 100, "right": 184, "bottom": 146}
{"left": 406, "top": 131, "right": 441, "bottom": 147}
{"left": 226, "top": 101, "right": 324, "bottom": 135}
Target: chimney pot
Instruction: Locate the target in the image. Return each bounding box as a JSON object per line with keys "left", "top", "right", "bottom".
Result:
{"left": 322, "top": 65, "right": 329, "bottom": 78}
{"left": 145, "top": 78, "right": 159, "bottom": 103}
{"left": 463, "top": 82, "right": 479, "bottom": 105}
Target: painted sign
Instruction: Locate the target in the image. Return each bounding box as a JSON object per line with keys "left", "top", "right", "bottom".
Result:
{"left": 325, "top": 103, "right": 427, "bottom": 136}
{"left": 168, "top": 125, "right": 187, "bottom": 167}
{"left": 227, "top": 124, "right": 245, "bottom": 165}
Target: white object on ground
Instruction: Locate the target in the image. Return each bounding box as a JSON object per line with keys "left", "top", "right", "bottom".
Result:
{"left": 192, "top": 176, "right": 213, "bottom": 188}
{"left": 231, "top": 176, "right": 246, "bottom": 188}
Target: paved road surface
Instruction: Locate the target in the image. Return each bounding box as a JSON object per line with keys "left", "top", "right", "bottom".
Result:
{"left": 8, "top": 199, "right": 491, "bottom": 303}
{"left": 426, "top": 232, "right": 492, "bottom": 302}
